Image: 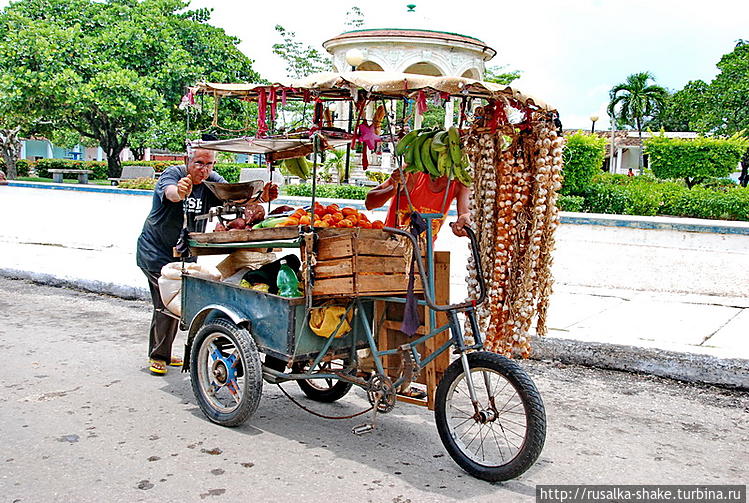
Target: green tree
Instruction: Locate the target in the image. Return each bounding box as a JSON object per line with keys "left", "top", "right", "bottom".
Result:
{"left": 702, "top": 40, "right": 749, "bottom": 186}
{"left": 608, "top": 72, "right": 668, "bottom": 173}
{"left": 0, "top": 0, "right": 260, "bottom": 178}
{"left": 649, "top": 80, "right": 710, "bottom": 132}
{"left": 272, "top": 25, "right": 333, "bottom": 79}
{"left": 561, "top": 132, "right": 607, "bottom": 195}
{"left": 645, "top": 134, "right": 749, "bottom": 188}
{"left": 344, "top": 6, "right": 365, "bottom": 29}
{"left": 483, "top": 65, "right": 521, "bottom": 85}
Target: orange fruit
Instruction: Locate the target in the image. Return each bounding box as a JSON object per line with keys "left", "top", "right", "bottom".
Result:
{"left": 314, "top": 220, "right": 329, "bottom": 228}
{"left": 358, "top": 220, "right": 372, "bottom": 229}
{"left": 371, "top": 220, "right": 384, "bottom": 229}
{"left": 342, "top": 207, "right": 358, "bottom": 217}
{"left": 330, "top": 212, "right": 344, "bottom": 223}
{"left": 325, "top": 204, "right": 340, "bottom": 215}
{"left": 339, "top": 218, "right": 354, "bottom": 228}
{"left": 299, "top": 215, "right": 311, "bottom": 225}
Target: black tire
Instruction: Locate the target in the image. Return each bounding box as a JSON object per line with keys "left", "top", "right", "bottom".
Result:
{"left": 292, "top": 360, "right": 353, "bottom": 403}
{"left": 190, "top": 318, "right": 263, "bottom": 427}
{"left": 434, "top": 351, "right": 546, "bottom": 482}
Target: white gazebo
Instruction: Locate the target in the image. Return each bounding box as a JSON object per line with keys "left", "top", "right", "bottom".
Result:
{"left": 323, "top": 28, "right": 496, "bottom": 129}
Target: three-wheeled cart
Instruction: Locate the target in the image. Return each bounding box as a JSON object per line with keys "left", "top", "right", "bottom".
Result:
{"left": 176, "top": 72, "right": 555, "bottom": 482}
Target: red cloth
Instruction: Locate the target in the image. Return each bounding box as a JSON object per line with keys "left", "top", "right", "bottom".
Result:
{"left": 384, "top": 173, "right": 459, "bottom": 237}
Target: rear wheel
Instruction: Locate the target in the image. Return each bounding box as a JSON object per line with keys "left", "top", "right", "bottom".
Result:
{"left": 434, "top": 351, "right": 546, "bottom": 482}
{"left": 292, "top": 359, "right": 353, "bottom": 403}
{"left": 190, "top": 318, "right": 262, "bottom": 427}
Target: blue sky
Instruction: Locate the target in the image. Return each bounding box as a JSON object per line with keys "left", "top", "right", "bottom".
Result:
{"left": 189, "top": 0, "right": 748, "bottom": 130}
{"left": 2, "top": 0, "right": 747, "bottom": 130}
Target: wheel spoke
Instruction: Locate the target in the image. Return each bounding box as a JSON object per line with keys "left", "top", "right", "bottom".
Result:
{"left": 489, "top": 423, "right": 506, "bottom": 462}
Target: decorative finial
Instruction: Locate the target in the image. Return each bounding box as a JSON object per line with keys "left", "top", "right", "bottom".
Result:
{"left": 406, "top": 4, "right": 416, "bottom": 12}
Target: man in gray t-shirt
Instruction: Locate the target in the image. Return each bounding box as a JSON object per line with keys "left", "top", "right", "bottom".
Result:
{"left": 136, "top": 147, "right": 277, "bottom": 375}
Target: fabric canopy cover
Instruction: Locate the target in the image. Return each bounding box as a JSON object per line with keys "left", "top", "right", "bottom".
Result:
{"left": 189, "top": 136, "right": 350, "bottom": 155}
{"left": 190, "top": 71, "right": 554, "bottom": 111}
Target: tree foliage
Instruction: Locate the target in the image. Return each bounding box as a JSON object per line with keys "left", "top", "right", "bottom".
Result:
{"left": 0, "top": 0, "right": 260, "bottom": 177}
{"left": 644, "top": 134, "right": 749, "bottom": 188}
{"left": 483, "top": 65, "right": 521, "bottom": 85}
{"left": 561, "top": 132, "right": 607, "bottom": 195}
{"left": 648, "top": 80, "right": 710, "bottom": 132}
{"left": 272, "top": 24, "right": 332, "bottom": 79}
{"left": 608, "top": 72, "right": 667, "bottom": 172}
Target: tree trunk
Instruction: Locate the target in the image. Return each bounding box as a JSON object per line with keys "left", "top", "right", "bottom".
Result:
{"left": 739, "top": 148, "right": 749, "bottom": 188}
{"left": 0, "top": 127, "right": 21, "bottom": 180}
{"left": 636, "top": 118, "right": 644, "bottom": 175}
{"left": 102, "top": 143, "right": 124, "bottom": 178}
{"left": 132, "top": 146, "right": 146, "bottom": 161}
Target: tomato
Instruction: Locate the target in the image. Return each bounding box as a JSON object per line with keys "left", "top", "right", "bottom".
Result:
{"left": 371, "top": 220, "right": 384, "bottom": 229}
{"left": 357, "top": 213, "right": 370, "bottom": 222}
{"left": 346, "top": 213, "right": 359, "bottom": 224}
{"left": 299, "top": 215, "right": 311, "bottom": 225}
{"left": 314, "top": 220, "right": 329, "bottom": 228}
{"left": 358, "top": 220, "right": 372, "bottom": 229}
{"left": 330, "top": 212, "right": 344, "bottom": 223}
{"left": 325, "top": 204, "right": 340, "bottom": 215}
{"left": 341, "top": 207, "right": 358, "bottom": 217}
{"left": 338, "top": 218, "right": 354, "bottom": 228}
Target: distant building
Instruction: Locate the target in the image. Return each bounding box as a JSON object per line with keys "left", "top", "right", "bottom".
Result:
{"left": 566, "top": 130, "right": 700, "bottom": 175}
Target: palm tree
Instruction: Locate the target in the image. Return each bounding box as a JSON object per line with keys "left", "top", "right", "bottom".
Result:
{"left": 608, "top": 72, "right": 667, "bottom": 173}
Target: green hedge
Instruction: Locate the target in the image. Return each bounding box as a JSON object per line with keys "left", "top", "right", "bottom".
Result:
{"left": 0, "top": 159, "right": 31, "bottom": 177}
{"left": 34, "top": 159, "right": 108, "bottom": 180}
{"left": 558, "top": 195, "right": 584, "bottom": 212}
{"left": 285, "top": 183, "right": 371, "bottom": 200}
{"left": 574, "top": 174, "right": 749, "bottom": 220}
{"left": 561, "top": 132, "right": 607, "bottom": 195}
{"left": 644, "top": 134, "right": 748, "bottom": 188}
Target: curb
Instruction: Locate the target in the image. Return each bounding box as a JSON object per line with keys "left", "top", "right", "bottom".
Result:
{"left": 2, "top": 267, "right": 746, "bottom": 390}
{"left": 532, "top": 336, "right": 749, "bottom": 390}
{"left": 0, "top": 268, "right": 149, "bottom": 301}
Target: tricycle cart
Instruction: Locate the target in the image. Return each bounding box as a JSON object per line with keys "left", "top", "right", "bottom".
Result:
{"left": 176, "top": 72, "right": 562, "bottom": 482}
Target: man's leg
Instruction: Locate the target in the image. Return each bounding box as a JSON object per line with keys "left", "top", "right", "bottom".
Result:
{"left": 141, "top": 269, "right": 179, "bottom": 363}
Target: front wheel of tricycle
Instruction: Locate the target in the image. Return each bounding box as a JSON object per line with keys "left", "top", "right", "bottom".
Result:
{"left": 190, "top": 318, "right": 263, "bottom": 427}
{"left": 434, "top": 351, "right": 546, "bottom": 482}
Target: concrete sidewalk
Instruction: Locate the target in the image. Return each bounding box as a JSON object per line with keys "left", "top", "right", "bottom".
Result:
{"left": 1, "top": 183, "right": 747, "bottom": 389}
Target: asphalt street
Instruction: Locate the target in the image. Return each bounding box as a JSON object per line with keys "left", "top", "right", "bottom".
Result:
{"left": 1, "top": 278, "right": 747, "bottom": 502}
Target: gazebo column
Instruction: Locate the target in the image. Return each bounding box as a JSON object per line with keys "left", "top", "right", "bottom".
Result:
{"left": 444, "top": 98, "right": 455, "bottom": 128}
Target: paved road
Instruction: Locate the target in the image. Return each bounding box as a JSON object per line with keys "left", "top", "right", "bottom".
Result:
{"left": 1, "top": 278, "right": 746, "bottom": 502}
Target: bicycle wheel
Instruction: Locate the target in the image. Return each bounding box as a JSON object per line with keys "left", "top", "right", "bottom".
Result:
{"left": 434, "top": 351, "right": 546, "bottom": 482}
{"left": 190, "top": 318, "right": 263, "bottom": 427}
{"left": 292, "top": 359, "right": 353, "bottom": 403}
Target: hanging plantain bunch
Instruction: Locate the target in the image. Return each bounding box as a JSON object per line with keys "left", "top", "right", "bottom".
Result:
{"left": 463, "top": 104, "right": 564, "bottom": 358}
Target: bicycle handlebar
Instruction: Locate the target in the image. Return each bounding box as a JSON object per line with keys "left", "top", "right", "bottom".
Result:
{"left": 383, "top": 225, "right": 486, "bottom": 312}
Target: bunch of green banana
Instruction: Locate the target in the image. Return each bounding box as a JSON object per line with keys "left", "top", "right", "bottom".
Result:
{"left": 395, "top": 127, "right": 472, "bottom": 186}
{"left": 283, "top": 156, "right": 310, "bottom": 180}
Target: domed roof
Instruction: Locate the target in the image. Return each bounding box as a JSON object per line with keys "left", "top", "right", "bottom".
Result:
{"left": 323, "top": 29, "right": 496, "bottom": 60}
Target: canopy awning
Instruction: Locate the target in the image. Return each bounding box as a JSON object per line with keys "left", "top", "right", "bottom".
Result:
{"left": 191, "top": 71, "right": 553, "bottom": 111}
{"left": 189, "top": 136, "right": 351, "bottom": 160}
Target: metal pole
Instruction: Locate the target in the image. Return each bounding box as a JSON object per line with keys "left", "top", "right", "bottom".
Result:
{"left": 590, "top": 120, "right": 596, "bottom": 134}
{"left": 343, "top": 65, "right": 355, "bottom": 184}
{"left": 344, "top": 100, "right": 353, "bottom": 184}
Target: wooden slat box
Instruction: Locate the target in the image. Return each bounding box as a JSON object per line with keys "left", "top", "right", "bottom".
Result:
{"left": 306, "top": 228, "right": 423, "bottom": 298}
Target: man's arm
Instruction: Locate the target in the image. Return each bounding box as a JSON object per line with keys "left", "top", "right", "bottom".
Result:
{"left": 163, "top": 177, "right": 192, "bottom": 202}
{"left": 364, "top": 176, "right": 397, "bottom": 210}
{"left": 451, "top": 183, "right": 473, "bottom": 237}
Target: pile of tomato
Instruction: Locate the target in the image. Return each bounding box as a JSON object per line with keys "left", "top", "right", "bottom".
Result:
{"left": 282, "top": 203, "right": 385, "bottom": 229}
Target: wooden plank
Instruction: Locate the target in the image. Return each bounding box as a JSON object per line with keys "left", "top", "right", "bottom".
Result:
{"left": 314, "top": 258, "right": 354, "bottom": 278}
{"left": 356, "top": 273, "right": 422, "bottom": 293}
{"left": 311, "top": 276, "right": 354, "bottom": 296}
{"left": 316, "top": 236, "right": 353, "bottom": 260}
{"left": 357, "top": 238, "right": 409, "bottom": 257}
{"left": 356, "top": 256, "right": 409, "bottom": 275}
{"left": 190, "top": 226, "right": 299, "bottom": 244}
{"left": 382, "top": 320, "right": 427, "bottom": 336}
{"left": 425, "top": 251, "right": 451, "bottom": 410}
{"left": 396, "top": 394, "right": 428, "bottom": 407}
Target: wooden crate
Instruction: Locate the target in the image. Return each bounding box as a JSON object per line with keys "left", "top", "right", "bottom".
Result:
{"left": 306, "top": 228, "right": 423, "bottom": 298}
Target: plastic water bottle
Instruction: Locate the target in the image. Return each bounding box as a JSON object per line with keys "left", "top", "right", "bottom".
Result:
{"left": 276, "top": 259, "right": 302, "bottom": 297}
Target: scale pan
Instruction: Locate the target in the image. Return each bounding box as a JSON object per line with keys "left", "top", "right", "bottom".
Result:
{"left": 203, "top": 180, "right": 265, "bottom": 203}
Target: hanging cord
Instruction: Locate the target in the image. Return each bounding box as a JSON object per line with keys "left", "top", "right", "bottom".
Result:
{"left": 378, "top": 97, "right": 415, "bottom": 215}
{"left": 276, "top": 383, "right": 374, "bottom": 420}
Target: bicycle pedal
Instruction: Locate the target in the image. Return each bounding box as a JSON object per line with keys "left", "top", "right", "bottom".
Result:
{"left": 352, "top": 423, "right": 375, "bottom": 436}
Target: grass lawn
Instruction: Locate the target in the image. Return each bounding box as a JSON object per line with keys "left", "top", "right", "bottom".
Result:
{"left": 17, "top": 177, "right": 111, "bottom": 186}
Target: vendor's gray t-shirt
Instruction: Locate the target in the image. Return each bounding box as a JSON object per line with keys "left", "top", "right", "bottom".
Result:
{"left": 136, "top": 165, "right": 226, "bottom": 272}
